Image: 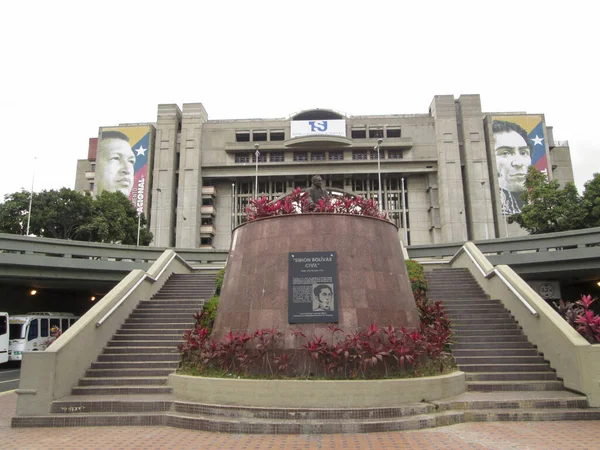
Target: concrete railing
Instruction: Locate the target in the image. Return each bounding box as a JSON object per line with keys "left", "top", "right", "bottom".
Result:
{"left": 407, "top": 226, "right": 600, "bottom": 261}
{"left": 0, "top": 233, "right": 228, "bottom": 280}
{"left": 450, "top": 242, "right": 600, "bottom": 407}
{"left": 14, "top": 249, "right": 193, "bottom": 416}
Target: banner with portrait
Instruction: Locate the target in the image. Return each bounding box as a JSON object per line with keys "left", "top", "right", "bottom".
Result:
{"left": 95, "top": 126, "right": 153, "bottom": 214}
{"left": 490, "top": 115, "right": 548, "bottom": 215}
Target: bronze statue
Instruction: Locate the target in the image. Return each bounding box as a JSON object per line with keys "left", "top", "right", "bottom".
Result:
{"left": 307, "top": 175, "right": 329, "bottom": 204}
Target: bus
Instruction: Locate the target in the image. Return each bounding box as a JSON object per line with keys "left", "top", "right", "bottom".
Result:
{"left": 8, "top": 312, "right": 80, "bottom": 362}
{"left": 0, "top": 313, "right": 8, "bottom": 364}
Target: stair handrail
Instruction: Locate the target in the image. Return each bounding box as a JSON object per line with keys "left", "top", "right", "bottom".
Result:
{"left": 95, "top": 251, "right": 186, "bottom": 327}
{"left": 453, "top": 242, "right": 538, "bottom": 317}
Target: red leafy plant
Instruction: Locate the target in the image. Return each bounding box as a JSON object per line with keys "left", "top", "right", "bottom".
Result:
{"left": 245, "top": 188, "right": 387, "bottom": 221}
{"left": 179, "top": 312, "right": 286, "bottom": 376}
{"left": 554, "top": 294, "right": 600, "bottom": 344}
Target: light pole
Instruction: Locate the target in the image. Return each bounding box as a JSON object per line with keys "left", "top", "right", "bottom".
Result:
{"left": 254, "top": 144, "right": 260, "bottom": 198}
{"left": 401, "top": 177, "right": 408, "bottom": 244}
{"left": 375, "top": 138, "right": 383, "bottom": 212}
{"left": 136, "top": 213, "right": 142, "bottom": 246}
{"left": 231, "top": 183, "right": 235, "bottom": 231}
{"left": 481, "top": 181, "right": 489, "bottom": 240}
{"left": 26, "top": 157, "right": 37, "bottom": 236}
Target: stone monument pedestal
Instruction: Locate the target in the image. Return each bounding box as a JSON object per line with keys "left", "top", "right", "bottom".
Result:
{"left": 213, "top": 214, "right": 418, "bottom": 352}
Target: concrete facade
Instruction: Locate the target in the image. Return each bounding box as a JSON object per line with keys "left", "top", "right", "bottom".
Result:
{"left": 75, "top": 95, "right": 575, "bottom": 250}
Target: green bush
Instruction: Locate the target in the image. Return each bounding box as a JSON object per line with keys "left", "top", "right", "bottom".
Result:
{"left": 200, "top": 294, "right": 219, "bottom": 333}
{"left": 215, "top": 268, "right": 225, "bottom": 295}
{"left": 406, "top": 260, "right": 427, "bottom": 293}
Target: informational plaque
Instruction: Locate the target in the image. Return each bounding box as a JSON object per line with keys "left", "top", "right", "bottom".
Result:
{"left": 288, "top": 252, "right": 339, "bottom": 324}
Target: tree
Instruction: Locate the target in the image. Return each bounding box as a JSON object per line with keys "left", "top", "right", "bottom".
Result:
{"left": 0, "top": 190, "right": 31, "bottom": 235}
{"left": 80, "top": 191, "right": 153, "bottom": 245}
{"left": 581, "top": 173, "right": 600, "bottom": 228}
{"left": 0, "top": 188, "right": 153, "bottom": 245}
{"left": 508, "top": 166, "right": 586, "bottom": 234}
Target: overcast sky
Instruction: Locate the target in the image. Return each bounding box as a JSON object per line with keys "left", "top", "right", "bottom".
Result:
{"left": 1, "top": 0, "right": 597, "bottom": 201}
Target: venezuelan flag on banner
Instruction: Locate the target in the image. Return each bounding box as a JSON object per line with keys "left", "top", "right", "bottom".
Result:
{"left": 491, "top": 115, "right": 548, "bottom": 178}
{"left": 100, "top": 126, "right": 152, "bottom": 214}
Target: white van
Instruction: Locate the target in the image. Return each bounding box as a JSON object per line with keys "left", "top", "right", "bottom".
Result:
{"left": 8, "top": 312, "right": 79, "bottom": 361}
{"left": 0, "top": 313, "right": 8, "bottom": 364}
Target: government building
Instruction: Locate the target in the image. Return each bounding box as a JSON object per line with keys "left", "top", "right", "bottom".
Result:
{"left": 74, "top": 94, "right": 575, "bottom": 250}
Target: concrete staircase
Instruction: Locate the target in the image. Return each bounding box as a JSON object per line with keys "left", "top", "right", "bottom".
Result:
{"left": 13, "top": 267, "right": 600, "bottom": 432}
{"left": 13, "top": 271, "right": 216, "bottom": 427}
{"left": 424, "top": 266, "right": 597, "bottom": 420}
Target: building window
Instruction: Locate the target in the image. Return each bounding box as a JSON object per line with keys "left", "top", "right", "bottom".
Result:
{"left": 369, "top": 128, "right": 383, "bottom": 139}
{"left": 329, "top": 151, "right": 344, "bottom": 161}
{"left": 253, "top": 131, "right": 267, "bottom": 142}
{"left": 235, "top": 153, "right": 250, "bottom": 163}
{"left": 352, "top": 151, "right": 367, "bottom": 160}
{"left": 351, "top": 128, "right": 366, "bottom": 138}
{"left": 388, "top": 150, "right": 403, "bottom": 159}
{"left": 89, "top": 182, "right": 94, "bottom": 191}
{"left": 200, "top": 237, "right": 213, "bottom": 246}
{"left": 252, "top": 152, "right": 267, "bottom": 163}
{"left": 270, "top": 152, "right": 284, "bottom": 162}
{"left": 370, "top": 150, "right": 384, "bottom": 160}
{"left": 386, "top": 128, "right": 401, "bottom": 138}
{"left": 270, "top": 130, "right": 285, "bottom": 141}
{"left": 90, "top": 163, "right": 96, "bottom": 172}
{"left": 236, "top": 131, "right": 250, "bottom": 142}
{"left": 293, "top": 152, "right": 308, "bottom": 162}
{"left": 311, "top": 152, "right": 325, "bottom": 161}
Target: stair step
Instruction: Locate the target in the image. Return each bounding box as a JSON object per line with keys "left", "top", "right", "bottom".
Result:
{"left": 103, "top": 346, "right": 179, "bottom": 354}
{"left": 451, "top": 342, "right": 535, "bottom": 350}
{"left": 466, "top": 372, "right": 558, "bottom": 381}
{"left": 71, "top": 386, "right": 173, "bottom": 395}
{"left": 12, "top": 413, "right": 167, "bottom": 428}
{"left": 79, "top": 377, "right": 168, "bottom": 386}
{"left": 97, "top": 353, "right": 180, "bottom": 362}
{"left": 466, "top": 381, "right": 566, "bottom": 392}
{"left": 452, "top": 349, "right": 539, "bottom": 357}
{"left": 457, "top": 364, "right": 553, "bottom": 373}
{"left": 455, "top": 356, "right": 547, "bottom": 365}
{"left": 50, "top": 398, "right": 173, "bottom": 414}
{"left": 90, "top": 361, "right": 179, "bottom": 370}
{"left": 165, "top": 410, "right": 464, "bottom": 434}
{"left": 86, "top": 368, "right": 175, "bottom": 377}
{"left": 107, "top": 340, "right": 181, "bottom": 347}
{"left": 114, "top": 330, "right": 185, "bottom": 336}
{"left": 463, "top": 408, "right": 600, "bottom": 422}
{"left": 452, "top": 329, "right": 522, "bottom": 336}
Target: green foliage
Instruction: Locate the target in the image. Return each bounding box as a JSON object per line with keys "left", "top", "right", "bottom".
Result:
{"left": 0, "top": 188, "right": 153, "bottom": 245}
{"left": 581, "top": 173, "right": 600, "bottom": 227}
{"left": 406, "top": 260, "right": 427, "bottom": 293}
{"left": 508, "top": 168, "right": 599, "bottom": 234}
{"left": 200, "top": 294, "right": 219, "bottom": 333}
{"left": 215, "top": 268, "right": 225, "bottom": 295}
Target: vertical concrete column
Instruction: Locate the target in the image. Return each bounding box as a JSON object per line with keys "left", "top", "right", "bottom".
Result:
{"left": 429, "top": 95, "right": 468, "bottom": 243}
{"left": 176, "top": 103, "right": 208, "bottom": 248}
{"left": 457, "top": 95, "right": 495, "bottom": 240}
{"left": 150, "top": 104, "right": 181, "bottom": 247}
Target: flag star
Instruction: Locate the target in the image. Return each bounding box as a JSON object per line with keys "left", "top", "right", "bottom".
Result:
{"left": 530, "top": 135, "right": 544, "bottom": 146}
{"left": 134, "top": 145, "right": 147, "bottom": 156}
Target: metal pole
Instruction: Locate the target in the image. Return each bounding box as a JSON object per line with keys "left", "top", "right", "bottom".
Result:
{"left": 136, "top": 213, "right": 141, "bottom": 246}
{"left": 231, "top": 183, "right": 235, "bottom": 231}
{"left": 26, "top": 157, "right": 37, "bottom": 236}
{"left": 254, "top": 144, "right": 260, "bottom": 198}
{"left": 401, "top": 177, "right": 408, "bottom": 245}
{"left": 376, "top": 138, "right": 383, "bottom": 211}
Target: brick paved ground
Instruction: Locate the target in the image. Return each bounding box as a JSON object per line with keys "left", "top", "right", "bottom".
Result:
{"left": 2, "top": 391, "right": 599, "bottom": 449}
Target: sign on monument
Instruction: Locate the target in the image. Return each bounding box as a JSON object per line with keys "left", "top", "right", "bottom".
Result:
{"left": 288, "top": 252, "right": 339, "bottom": 324}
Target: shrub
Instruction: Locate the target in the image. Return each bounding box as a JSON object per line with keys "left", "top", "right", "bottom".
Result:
{"left": 199, "top": 295, "right": 219, "bottom": 333}
{"left": 406, "top": 259, "right": 427, "bottom": 293}
{"left": 245, "top": 188, "right": 387, "bottom": 221}
{"left": 215, "top": 268, "right": 225, "bottom": 295}
{"left": 554, "top": 294, "right": 600, "bottom": 344}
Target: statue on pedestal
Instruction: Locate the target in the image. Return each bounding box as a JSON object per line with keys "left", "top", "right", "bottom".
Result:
{"left": 306, "top": 175, "right": 329, "bottom": 205}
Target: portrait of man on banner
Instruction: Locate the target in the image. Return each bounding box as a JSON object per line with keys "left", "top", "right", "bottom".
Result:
{"left": 492, "top": 117, "right": 547, "bottom": 215}
{"left": 95, "top": 127, "right": 151, "bottom": 213}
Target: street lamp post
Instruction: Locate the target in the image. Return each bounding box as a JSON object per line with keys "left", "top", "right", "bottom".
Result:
{"left": 375, "top": 138, "right": 383, "bottom": 212}
{"left": 136, "top": 213, "right": 141, "bottom": 246}
{"left": 26, "top": 157, "right": 37, "bottom": 236}
{"left": 254, "top": 144, "right": 260, "bottom": 198}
